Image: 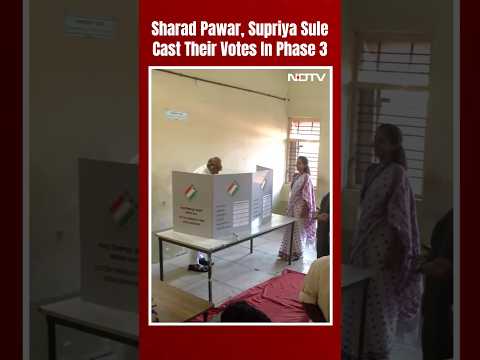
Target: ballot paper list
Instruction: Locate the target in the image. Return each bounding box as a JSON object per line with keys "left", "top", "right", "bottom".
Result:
{"left": 215, "top": 203, "right": 231, "bottom": 231}
{"left": 262, "top": 194, "right": 272, "bottom": 219}
{"left": 233, "top": 200, "right": 250, "bottom": 228}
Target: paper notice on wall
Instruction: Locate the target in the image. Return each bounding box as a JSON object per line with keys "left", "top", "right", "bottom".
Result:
{"left": 165, "top": 110, "right": 188, "bottom": 121}
{"left": 233, "top": 200, "right": 250, "bottom": 228}
{"left": 64, "top": 15, "right": 116, "bottom": 40}
{"left": 215, "top": 203, "right": 231, "bottom": 231}
{"left": 262, "top": 194, "right": 272, "bottom": 218}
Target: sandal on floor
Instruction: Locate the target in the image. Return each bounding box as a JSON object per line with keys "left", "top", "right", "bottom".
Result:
{"left": 278, "top": 253, "right": 301, "bottom": 262}
{"left": 277, "top": 254, "right": 289, "bottom": 261}
{"left": 188, "top": 264, "right": 209, "bottom": 272}
{"left": 199, "top": 258, "right": 214, "bottom": 266}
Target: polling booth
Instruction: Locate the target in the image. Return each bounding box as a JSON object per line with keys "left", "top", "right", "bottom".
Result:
{"left": 253, "top": 165, "right": 273, "bottom": 225}
{"left": 156, "top": 165, "right": 299, "bottom": 305}
{"left": 79, "top": 158, "right": 138, "bottom": 313}
{"left": 172, "top": 166, "right": 273, "bottom": 239}
{"left": 39, "top": 159, "right": 139, "bottom": 360}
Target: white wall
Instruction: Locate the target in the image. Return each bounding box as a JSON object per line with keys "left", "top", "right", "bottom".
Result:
{"left": 150, "top": 70, "right": 289, "bottom": 261}
{"left": 342, "top": 0, "right": 453, "bottom": 256}
{"left": 30, "top": 0, "right": 138, "bottom": 303}
{"left": 29, "top": 0, "right": 138, "bottom": 358}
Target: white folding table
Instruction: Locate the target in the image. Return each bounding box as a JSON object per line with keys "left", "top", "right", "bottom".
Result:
{"left": 155, "top": 213, "right": 297, "bottom": 303}
{"left": 39, "top": 297, "right": 138, "bottom": 360}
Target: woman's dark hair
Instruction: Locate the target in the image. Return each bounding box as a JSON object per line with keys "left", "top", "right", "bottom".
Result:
{"left": 220, "top": 301, "right": 272, "bottom": 322}
{"left": 297, "top": 156, "right": 311, "bottom": 175}
{"left": 377, "top": 123, "right": 407, "bottom": 169}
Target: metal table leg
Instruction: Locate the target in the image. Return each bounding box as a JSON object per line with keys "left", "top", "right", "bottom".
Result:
{"left": 44, "top": 316, "right": 138, "bottom": 349}
{"left": 159, "top": 237, "right": 164, "bottom": 281}
{"left": 207, "top": 253, "right": 213, "bottom": 304}
{"left": 288, "top": 222, "right": 295, "bottom": 265}
{"left": 47, "top": 316, "right": 56, "bottom": 360}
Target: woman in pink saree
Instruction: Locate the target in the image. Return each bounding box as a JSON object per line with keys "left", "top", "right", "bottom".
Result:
{"left": 342, "top": 124, "right": 422, "bottom": 360}
{"left": 278, "top": 156, "right": 317, "bottom": 261}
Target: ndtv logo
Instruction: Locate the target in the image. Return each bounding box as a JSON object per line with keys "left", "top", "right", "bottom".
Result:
{"left": 287, "top": 72, "right": 327, "bottom": 82}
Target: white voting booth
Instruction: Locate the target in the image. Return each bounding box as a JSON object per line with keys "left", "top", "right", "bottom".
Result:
{"left": 79, "top": 159, "right": 138, "bottom": 313}
{"left": 252, "top": 165, "right": 273, "bottom": 225}
{"left": 172, "top": 166, "right": 273, "bottom": 239}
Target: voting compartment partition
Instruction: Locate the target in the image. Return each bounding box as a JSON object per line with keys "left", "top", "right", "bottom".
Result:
{"left": 253, "top": 165, "right": 273, "bottom": 225}
{"left": 172, "top": 167, "right": 273, "bottom": 239}
{"left": 79, "top": 159, "right": 138, "bottom": 313}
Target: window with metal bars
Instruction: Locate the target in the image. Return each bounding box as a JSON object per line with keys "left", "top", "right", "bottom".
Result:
{"left": 286, "top": 118, "right": 320, "bottom": 188}
{"left": 349, "top": 35, "right": 431, "bottom": 196}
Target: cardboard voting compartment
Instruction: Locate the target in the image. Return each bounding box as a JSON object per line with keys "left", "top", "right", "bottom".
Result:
{"left": 172, "top": 171, "right": 252, "bottom": 238}
{"left": 252, "top": 165, "right": 273, "bottom": 225}
{"left": 213, "top": 173, "right": 253, "bottom": 237}
{"left": 79, "top": 159, "right": 138, "bottom": 313}
{"left": 172, "top": 166, "right": 273, "bottom": 238}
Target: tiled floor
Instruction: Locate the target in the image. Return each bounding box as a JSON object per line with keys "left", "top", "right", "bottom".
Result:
{"left": 390, "top": 342, "right": 422, "bottom": 360}
{"left": 150, "top": 230, "right": 424, "bottom": 359}
{"left": 151, "top": 228, "right": 317, "bottom": 305}
{"left": 391, "top": 326, "right": 423, "bottom": 360}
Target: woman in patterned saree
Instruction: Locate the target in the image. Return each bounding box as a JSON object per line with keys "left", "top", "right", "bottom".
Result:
{"left": 342, "top": 124, "right": 421, "bottom": 360}
{"left": 278, "top": 156, "right": 317, "bottom": 261}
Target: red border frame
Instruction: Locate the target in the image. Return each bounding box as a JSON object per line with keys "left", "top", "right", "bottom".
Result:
{"left": 139, "top": 2, "right": 342, "bottom": 359}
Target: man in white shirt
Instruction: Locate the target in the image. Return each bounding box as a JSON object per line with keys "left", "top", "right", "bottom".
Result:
{"left": 194, "top": 157, "right": 222, "bottom": 175}
{"left": 299, "top": 255, "right": 330, "bottom": 322}
{"left": 188, "top": 157, "right": 223, "bottom": 272}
